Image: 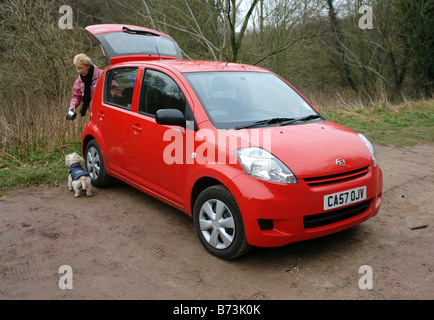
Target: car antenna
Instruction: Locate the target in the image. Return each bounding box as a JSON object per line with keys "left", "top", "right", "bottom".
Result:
{"left": 155, "top": 46, "right": 162, "bottom": 60}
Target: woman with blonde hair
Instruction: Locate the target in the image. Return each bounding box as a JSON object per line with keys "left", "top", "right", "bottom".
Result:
{"left": 69, "top": 53, "right": 104, "bottom": 116}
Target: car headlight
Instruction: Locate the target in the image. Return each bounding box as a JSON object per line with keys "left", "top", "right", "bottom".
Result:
{"left": 236, "top": 147, "right": 297, "bottom": 184}
{"left": 358, "top": 133, "right": 377, "bottom": 167}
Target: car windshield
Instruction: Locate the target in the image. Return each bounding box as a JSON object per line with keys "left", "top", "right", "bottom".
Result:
{"left": 184, "top": 71, "right": 320, "bottom": 129}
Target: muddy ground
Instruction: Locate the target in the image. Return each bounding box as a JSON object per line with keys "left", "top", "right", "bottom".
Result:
{"left": 0, "top": 144, "right": 432, "bottom": 300}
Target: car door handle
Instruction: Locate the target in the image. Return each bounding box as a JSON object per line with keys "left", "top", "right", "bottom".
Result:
{"left": 132, "top": 125, "right": 142, "bottom": 133}
{"left": 97, "top": 112, "right": 105, "bottom": 119}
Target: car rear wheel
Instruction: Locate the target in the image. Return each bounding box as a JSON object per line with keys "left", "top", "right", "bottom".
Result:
{"left": 84, "top": 139, "right": 111, "bottom": 187}
{"left": 193, "top": 185, "right": 250, "bottom": 260}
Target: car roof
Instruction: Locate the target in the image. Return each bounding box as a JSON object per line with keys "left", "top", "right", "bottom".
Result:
{"left": 111, "top": 59, "right": 269, "bottom": 74}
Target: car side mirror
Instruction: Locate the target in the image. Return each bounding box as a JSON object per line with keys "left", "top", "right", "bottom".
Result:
{"left": 155, "top": 109, "right": 186, "bottom": 127}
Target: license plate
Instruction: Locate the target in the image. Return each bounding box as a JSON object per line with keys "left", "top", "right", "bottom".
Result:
{"left": 323, "top": 186, "right": 367, "bottom": 211}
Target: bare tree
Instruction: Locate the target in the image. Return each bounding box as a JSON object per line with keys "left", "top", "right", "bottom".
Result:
{"left": 326, "top": 0, "right": 358, "bottom": 93}
{"left": 322, "top": 0, "right": 417, "bottom": 101}
{"left": 105, "top": 0, "right": 259, "bottom": 62}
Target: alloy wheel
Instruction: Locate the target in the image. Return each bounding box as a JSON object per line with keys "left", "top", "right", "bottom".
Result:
{"left": 86, "top": 146, "right": 100, "bottom": 181}
{"left": 198, "top": 199, "right": 236, "bottom": 250}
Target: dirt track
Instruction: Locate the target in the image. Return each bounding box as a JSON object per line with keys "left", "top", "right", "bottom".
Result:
{"left": 0, "top": 144, "right": 433, "bottom": 300}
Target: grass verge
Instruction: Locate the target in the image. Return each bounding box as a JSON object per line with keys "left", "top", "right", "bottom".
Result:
{"left": 321, "top": 99, "right": 433, "bottom": 146}
{"left": 0, "top": 140, "right": 81, "bottom": 196}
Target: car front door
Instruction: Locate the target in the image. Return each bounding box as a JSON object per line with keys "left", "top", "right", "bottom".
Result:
{"left": 129, "top": 67, "right": 193, "bottom": 208}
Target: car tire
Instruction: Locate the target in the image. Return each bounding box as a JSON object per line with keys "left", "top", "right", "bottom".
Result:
{"left": 84, "top": 139, "right": 111, "bottom": 187}
{"left": 193, "top": 185, "right": 251, "bottom": 260}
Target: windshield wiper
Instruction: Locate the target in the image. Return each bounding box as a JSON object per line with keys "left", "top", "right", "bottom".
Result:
{"left": 235, "top": 117, "right": 296, "bottom": 129}
{"left": 122, "top": 26, "right": 160, "bottom": 37}
{"left": 235, "top": 114, "right": 321, "bottom": 129}
{"left": 294, "top": 114, "right": 321, "bottom": 122}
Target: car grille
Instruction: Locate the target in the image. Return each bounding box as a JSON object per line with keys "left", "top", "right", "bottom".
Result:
{"left": 303, "top": 199, "right": 372, "bottom": 229}
{"left": 303, "top": 166, "right": 370, "bottom": 186}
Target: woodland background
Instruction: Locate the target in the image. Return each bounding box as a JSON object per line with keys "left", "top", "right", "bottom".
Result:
{"left": 0, "top": 0, "right": 432, "bottom": 159}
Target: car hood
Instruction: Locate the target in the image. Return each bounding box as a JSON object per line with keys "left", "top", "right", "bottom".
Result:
{"left": 227, "top": 121, "right": 374, "bottom": 178}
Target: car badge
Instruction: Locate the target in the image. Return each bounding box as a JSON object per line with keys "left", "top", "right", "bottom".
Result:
{"left": 336, "top": 158, "right": 346, "bottom": 167}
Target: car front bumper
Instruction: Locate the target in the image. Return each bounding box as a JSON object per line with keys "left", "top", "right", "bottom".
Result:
{"left": 227, "top": 165, "right": 383, "bottom": 248}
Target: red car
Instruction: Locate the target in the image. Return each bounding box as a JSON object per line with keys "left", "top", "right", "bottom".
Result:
{"left": 82, "top": 24, "right": 383, "bottom": 260}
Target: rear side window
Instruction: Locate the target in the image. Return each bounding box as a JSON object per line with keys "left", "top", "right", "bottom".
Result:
{"left": 104, "top": 67, "right": 138, "bottom": 110}
{"left": 139, "top": 69, "right": 186, "bottom": 116}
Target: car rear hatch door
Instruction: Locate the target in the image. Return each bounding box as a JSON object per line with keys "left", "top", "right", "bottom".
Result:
{"left": 85, "top": 24, "right": 183, "bottom": 65}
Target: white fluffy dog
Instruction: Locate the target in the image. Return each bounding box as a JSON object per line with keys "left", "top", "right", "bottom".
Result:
{"left": 65, "top": 152, "right": 92, "bottom": 197}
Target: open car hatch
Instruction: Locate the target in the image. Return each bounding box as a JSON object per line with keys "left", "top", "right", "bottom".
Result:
{"left": 85, "top": 24, "right": 183, "bottom": 65}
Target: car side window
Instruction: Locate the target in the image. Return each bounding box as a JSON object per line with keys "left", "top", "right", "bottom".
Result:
{"left": 104, "top": 67, "right": 138, "bottom": 110}
{"left": 139, "top": 69, "right": 186, "bottom": 116}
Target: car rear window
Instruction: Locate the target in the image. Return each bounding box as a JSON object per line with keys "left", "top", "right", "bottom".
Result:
{"left": 96, "top": 32, "right": 182, "bottom": 59}
{"left": 104, "top": 67, "right": 138, "bottom": 110}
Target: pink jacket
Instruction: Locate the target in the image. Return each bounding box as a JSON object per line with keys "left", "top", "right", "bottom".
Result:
{"left": 70, "top": 65, "right": 104, "bottom": 108}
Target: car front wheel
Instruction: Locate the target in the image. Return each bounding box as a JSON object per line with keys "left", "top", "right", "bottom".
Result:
{"left": 193, "top": 185, "right": 250, "bottom": 260}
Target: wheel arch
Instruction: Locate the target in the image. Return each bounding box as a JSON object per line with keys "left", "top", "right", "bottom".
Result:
{"left": 190, "top": 177, "right": 224, "bottom": 216}
{"left": 82, "top": 134, "right": 97, "bottom": 156}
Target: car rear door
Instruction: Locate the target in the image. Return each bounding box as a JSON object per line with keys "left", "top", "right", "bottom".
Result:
{"left": 97, "top": 66, "right": 139, "bottom": 177}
